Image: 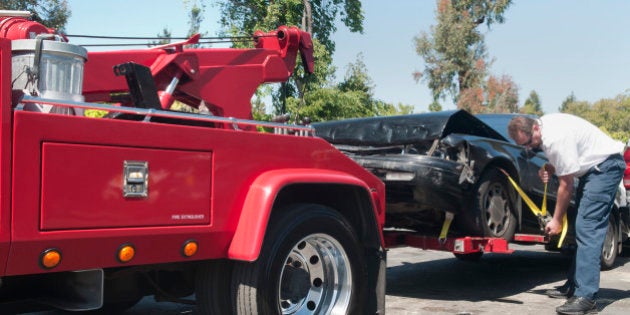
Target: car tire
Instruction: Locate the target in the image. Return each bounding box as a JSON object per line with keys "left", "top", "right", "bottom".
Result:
{"left": 459, "top": 168, "right": 517, "bottom": 240}
{"left": 601, "top": 214, "right": 619, "bottom": 270}
{"left": 231, "top": 203, "right": 366, "bottom": 314}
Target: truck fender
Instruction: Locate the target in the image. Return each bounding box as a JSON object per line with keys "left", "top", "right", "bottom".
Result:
{"left": 227, "top": 168, "right": 373, "bottom": 261}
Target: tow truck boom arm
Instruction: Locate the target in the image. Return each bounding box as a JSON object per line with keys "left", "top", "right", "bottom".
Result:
{"left": 81, "top": 26, "right": 314, "bottom": 119}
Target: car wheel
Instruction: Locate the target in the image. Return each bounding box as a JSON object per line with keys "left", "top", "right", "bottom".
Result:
{"left": 231, "top": 203, "right": 366, "bottom": 314}
{"left": 461, "top": 168, "right": 517, "bottom": 240}
{"left": 601, "top": 214, "right": 618, "bottom": 270}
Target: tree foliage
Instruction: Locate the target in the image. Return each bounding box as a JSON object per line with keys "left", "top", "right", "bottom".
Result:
{"left": 214, "top": 0, "right": 409, "bottom": 122}
{"left": 184, "top": 0, "right": 207, "bottom": 48}
{"left": 150, "top": 1, "right": 205, "bottom": 48}
{"left": 1, "top": 0, "right": 71, "bottom": 31}
{"left": 184, "top": 0, "right": 206, "bottom": 37}
{"left": 521, "top": 90, "right": 543, "bottom": 115}
{"left": 456, "top": 74, "right": 518, "bottom": 114}
{"left": 485, "top": 74, "right": 518, "bottom": 113}
{"left": 559, "top": 91, "right": 576, "bottom": 113}
{"left": 213, "top": 0, "right": 364, "bottom": 110}
{"left": 149, "top": 28, "right": 172, "bottom": 46}
{"left": 215, "top": 0, "right": 363, "bottom": 54}
{"left": 428, "top": 101, "right": 443, "bottom": 112}
{"left": 414, "top": 0, "right": 512, "bottom": 105}
{"left": 560, "top": 93, "right": 630, "bottom": 142}
{"left": 286, "top": 53, "right": 413, "bottom": 122}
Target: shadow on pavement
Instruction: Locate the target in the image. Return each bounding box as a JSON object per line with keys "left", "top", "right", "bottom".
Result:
{"left": 387, "top": 246, "right": 630, "bottom": 313}
{"left": 386, "top": 249, "right": 572, "bottom": 303}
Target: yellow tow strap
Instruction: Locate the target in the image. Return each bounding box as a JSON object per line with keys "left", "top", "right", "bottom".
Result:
{"left": 439, "top": 212, "right": 455, "bottom": 241}
{"left": 500, "top": 168, "right": 568, "bottom": 248}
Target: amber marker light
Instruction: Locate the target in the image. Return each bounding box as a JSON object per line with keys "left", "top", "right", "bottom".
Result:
{"left": 182, "top": 240, "right": 198, "bottom": 257}
{"left": 117, "top": 244, "right": 136, "bottom": 263}
{"left": 40, "top": 248, "right": 62, "bottom": 269}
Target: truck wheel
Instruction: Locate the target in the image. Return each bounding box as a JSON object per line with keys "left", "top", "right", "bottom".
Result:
{"left": 195, "top": 260, "right": 233, "bottom": 314}
{"left": 601, "top": 215, "right": 619, "bottom": 270}
{"left": 461, "top": 168, "right": 517, "bottom": 240}
{"left": 232, "top": 204, "right": 366, "bottom": 314}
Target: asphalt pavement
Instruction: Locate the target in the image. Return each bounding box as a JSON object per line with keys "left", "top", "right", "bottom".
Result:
{"left": 12, "top": 243, "right": 630, "bottom": 314}
{"left": 385, "top": 244, "right": 630, "bottom": 315}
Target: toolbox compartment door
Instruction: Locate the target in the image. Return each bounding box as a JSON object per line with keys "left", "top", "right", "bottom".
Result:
{"left": 40, "top": 142, "right": 212, "bottom": 230}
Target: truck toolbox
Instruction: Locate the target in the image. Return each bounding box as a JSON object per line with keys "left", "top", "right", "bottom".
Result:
{"left": 40, "top": 143, "right": 212, "bottom": 230}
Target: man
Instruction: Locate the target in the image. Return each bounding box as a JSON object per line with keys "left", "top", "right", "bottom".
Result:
{"left": 507, "top": 113, "right": 625, "bottom": 315}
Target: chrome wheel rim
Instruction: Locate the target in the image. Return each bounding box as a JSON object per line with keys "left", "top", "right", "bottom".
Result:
{"left": 278, "top": 233, "right": 352, "bottom": 315}
{"left": 484, "top": 182, "right": 511, "bottom": 236}
{"left": 603, "top": 220, "right": 615, "bottom": 261}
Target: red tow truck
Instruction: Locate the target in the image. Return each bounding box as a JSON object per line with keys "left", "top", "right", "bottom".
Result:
{"left": 0, "top": 12, "right": 386, "bottom": 314}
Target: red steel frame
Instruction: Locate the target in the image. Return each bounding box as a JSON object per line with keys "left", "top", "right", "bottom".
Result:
{"left": 383, "top": 232, "right": 514, "bottom": 255}
{"left": 0, "top": 38, "right": 11, "bottom": 275}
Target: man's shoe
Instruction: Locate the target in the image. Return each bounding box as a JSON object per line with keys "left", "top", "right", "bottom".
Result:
{"left": 556, "top": 296, "right": 597, "bottom": 315}
{"left": 546, "top": 285, "right": 574, "bottom": 299}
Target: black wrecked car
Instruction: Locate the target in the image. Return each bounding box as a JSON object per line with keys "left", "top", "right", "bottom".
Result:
{"left": 314, "top": 110, "right": 629, "bottom": 267}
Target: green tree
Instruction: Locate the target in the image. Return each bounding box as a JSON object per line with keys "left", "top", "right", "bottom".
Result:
{"left": 214, "top": 0, "right": 365, "bottom": 118}
{"left": 559, "top": 91, "right": 576, "bottom": 112}
{"left": 151, "top": 1, "right": 204, "bottom": 47}
{"left": 292, "top": 88, "right": 369, "bottom": 122}
{"left": 287, "top": 54, "right": 413, "bottom": 122}
{"left": 337, "top": 54, "right": 413, "bottom": 117}
{"left": 559, "top": 98, "right": 590, "bottom": 118}
{"left": 338, "top": 53, "right": 372, "bottom": 94}
{"left": 1, "top": 0, "right": 71, "bottom": 31}
{"left": 149, "top": 28, "right": 172, "bottom": 46}
{"left": 559, "top": 93, "right": 630, "bottom": 142}
{"left": 414, "top": 0, "right": 512, "bottom": 104}
{"left": 589, "top": 97, "right": 630, "bottom": 141}
{"left": 216, "top": 0, "right": 362, "bottom": 53}
{"left": 184, "top": 0, "right": 207, "bottom": 48}
{"left": 374, "top": 101, "right": 414, "bottom": 117}
{"left": 428, "top": 100, "right": 443, "bottom": 112}
{"left": 521, "top": 90, "right": 543, "bottom": 115}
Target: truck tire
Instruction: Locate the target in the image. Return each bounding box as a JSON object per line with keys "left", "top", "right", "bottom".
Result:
{"left": 231, "top": 203, "right": 366, "bottom": 314}
{"left": 196, "top": 260, "right": 234, "bottom": 314}
{"left": 601, "top": 214, "right": 619, "bottom": 270}
{"left": 459, "top": 168, "right": 517, "bottom": 240}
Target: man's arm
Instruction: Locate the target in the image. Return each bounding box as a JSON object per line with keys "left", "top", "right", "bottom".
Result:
{"left": 545, "top": 174, "right": 574, "bottom": 235}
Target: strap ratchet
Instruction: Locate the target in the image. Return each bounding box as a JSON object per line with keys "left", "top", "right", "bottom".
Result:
{"left": 499, "top": 168, "right": 568, "bottom": 248}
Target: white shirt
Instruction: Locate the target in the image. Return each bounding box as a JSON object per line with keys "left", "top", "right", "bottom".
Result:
{"left": 540, "top": 113, "right": 624, "bottom": 177}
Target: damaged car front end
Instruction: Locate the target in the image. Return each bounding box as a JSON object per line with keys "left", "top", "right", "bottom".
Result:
{"left": 314, "top": 110, "right": 549, "bottom": 239}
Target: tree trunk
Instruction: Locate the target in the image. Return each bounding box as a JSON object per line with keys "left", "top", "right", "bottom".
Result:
{"left": 295, "top": 0, "right": 312, "bottom": 121}
{"left": 302, "top": 0, "right": 313, "bottom": 34}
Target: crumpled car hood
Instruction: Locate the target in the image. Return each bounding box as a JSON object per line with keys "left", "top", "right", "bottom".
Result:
{"left": 313, "top": 109, "right": 506, "bottom": 146}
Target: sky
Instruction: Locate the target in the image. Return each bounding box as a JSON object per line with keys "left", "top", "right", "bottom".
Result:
{"left": 65, "top": 0, "right": 630, "bottom": 114}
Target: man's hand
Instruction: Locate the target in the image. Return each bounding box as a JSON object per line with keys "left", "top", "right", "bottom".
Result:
{"left": 545, "top": 218, "right": 563, "bottom": 235}
{"left": 538, "top": 163, "right": 556, "bottom": 183}
{"left": 538, "top": 168, "right": 549, "bottom": 183}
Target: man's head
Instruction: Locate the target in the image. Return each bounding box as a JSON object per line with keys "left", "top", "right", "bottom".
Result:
{"left": 507, "top": 116, "right": 541, "bottom": 150}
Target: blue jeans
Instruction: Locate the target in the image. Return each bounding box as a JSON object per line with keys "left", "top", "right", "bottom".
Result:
{"left": 566, "top": 154, "right": 625, "bottom": 299}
